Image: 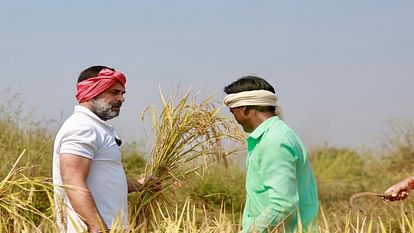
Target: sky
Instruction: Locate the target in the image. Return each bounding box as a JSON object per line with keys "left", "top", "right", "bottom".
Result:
{"left": 1, "top": 0, "right": 413, "bottom": 151}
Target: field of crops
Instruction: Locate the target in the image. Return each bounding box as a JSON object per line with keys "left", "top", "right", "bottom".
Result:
{"left": 1, "top": 94, "right": 414, "bottom": 233}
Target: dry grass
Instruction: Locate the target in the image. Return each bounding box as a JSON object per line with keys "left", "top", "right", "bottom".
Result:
{"left": 0, "top": 150, "right": 56, "bottom": 233}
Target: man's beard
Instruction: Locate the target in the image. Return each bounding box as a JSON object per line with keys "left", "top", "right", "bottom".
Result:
{"left": 91, "top": 98, "right": 121, "bottom": 121}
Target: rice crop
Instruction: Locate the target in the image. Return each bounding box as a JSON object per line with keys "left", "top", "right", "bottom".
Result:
{"left": 128, "top": 89, "right": 244, "bottom": 231}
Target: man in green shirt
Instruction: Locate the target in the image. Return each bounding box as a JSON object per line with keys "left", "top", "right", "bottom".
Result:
{"left": 223, "top": 76, "right": 319, "bottom": 233}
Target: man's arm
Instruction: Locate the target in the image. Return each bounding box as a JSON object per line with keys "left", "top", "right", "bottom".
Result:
{"left": 60, "top": 153, "right": 108, "bottom": 232}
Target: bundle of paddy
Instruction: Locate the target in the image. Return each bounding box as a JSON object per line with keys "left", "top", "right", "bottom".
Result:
{"left": 128, "top": 89, "right": 244, "bottom": 231}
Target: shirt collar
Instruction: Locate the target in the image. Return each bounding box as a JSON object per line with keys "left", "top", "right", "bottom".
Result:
{"left": 248, "top": 116, "right": 280, "bottom": 140}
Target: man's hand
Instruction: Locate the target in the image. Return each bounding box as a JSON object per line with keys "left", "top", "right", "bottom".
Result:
{"left": 128, "top": 176, "right": 162, "bottom": 193}
{"left": 384, "top": 177, "right": 414, "bottom": 201}
{"left": 139, "top": 176, "right": 162, "bottom": 191}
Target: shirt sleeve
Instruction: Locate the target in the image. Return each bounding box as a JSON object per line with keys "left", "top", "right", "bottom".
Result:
{"left": 244, "top": 140, "right": 299, "bottom": 232}
{"left": 59, "top": 124, "right": 98, "bottom": 159}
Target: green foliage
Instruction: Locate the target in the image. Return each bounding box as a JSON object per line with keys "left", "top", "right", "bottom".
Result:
{"left": 311, "top": 146, "right": 366, "bottom": 181}
{"left": 382, "top": 120, "right": 414, "bottom": 173}
{"left": 121, "top": 141, "right": 147, "bottom": 177}
{"left": 181, "top": 166, "right": 246, "bottom": 214}
{"left": 0, "top": 93, "right": 54, "bottom": 177}
{"left": 311, "top": 146, "right": 367, "bottom": 207}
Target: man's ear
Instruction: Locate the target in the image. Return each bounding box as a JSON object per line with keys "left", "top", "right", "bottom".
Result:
{"left": 242, "top": 106, "right": 251, "bottom": 116}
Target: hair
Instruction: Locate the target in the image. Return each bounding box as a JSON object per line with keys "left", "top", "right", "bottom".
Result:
{"left": 77, "top": 65, "right": 114, "bottom": 83}
{"left": 224, "top": 75, "right": 276, "bottom": 112}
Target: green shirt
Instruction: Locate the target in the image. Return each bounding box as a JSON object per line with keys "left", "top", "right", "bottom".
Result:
{"left": 241, "top": 116, "right": 318, "bottom": 233}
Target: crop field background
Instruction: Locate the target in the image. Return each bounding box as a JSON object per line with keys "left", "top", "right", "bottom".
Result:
{"left": 1, "top": 94, "right": 414, "bottom": 233}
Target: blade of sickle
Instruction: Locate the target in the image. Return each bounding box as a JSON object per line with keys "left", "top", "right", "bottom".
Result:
{"left": 349, "top": 192, "right": 385, "bottom": 214}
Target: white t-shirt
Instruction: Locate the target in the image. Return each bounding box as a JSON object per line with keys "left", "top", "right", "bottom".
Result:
{"left": 53, "top": 105, "right": 128, "bottom": 232}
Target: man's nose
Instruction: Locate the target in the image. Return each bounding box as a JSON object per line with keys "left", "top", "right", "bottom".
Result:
{"left": 117, "top": 94, "right": 125, "bottom": 102}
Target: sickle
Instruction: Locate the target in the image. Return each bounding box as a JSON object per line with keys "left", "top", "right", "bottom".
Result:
{"left": 349, "top": 192, "right": 385, "bottom": 214}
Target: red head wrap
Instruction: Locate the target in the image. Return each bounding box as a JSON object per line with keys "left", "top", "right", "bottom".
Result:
{"left": 75, "top": 68, "right": 126, "bottom": 103}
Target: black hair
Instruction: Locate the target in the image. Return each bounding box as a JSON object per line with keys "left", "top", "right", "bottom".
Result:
{"left": 77, "top": 65, "right": 114, "bottom": 83}
{"left": 224, "top": 75, "right": 276, "bottom": 112}
{"left": 224, "top": 75, "right": 275, "bottom": 94}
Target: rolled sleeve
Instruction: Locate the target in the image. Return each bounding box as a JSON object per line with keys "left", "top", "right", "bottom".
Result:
{"left": 59, "top": 125, "right": 98, "bottom": 159}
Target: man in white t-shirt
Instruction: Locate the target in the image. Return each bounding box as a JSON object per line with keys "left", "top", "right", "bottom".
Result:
{"left": 53, "top": 65, "right": 153, "bottom": 233}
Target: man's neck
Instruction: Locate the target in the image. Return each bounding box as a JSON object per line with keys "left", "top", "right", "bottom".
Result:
{"left": 79, "top": 102, "right": 107, "bottom": 121}
{"left": 251, "top": 111, "right": 276, "bottom": 131}
{"left": 79, "top": 101, "right": 92, "bottom": 110}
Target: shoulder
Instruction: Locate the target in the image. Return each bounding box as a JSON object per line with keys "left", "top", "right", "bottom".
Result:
{"left": 263, "top": 119, "right": 294, "bottom": 143}
{"left": 57, "top": 114, "right": 99, "bottom": 141}
{"left": 263, "top": 120, "right": 304, "bottom": 155}
{"left": 55, "top": 118, "right": 100, "bottom": 158}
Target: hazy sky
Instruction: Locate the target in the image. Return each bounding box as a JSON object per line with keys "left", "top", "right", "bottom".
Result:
{"left": 1, "top": 1, "right": 413, "bottom": 150}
